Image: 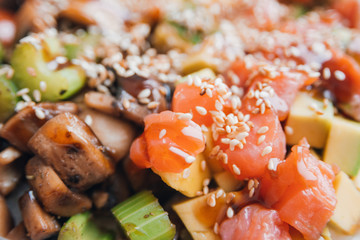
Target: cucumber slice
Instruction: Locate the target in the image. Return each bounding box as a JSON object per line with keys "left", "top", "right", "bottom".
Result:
{"left": 111, "top": 191, "right": 176, "bottom": 240}
{"left": 0, "top": 73, "right": 18, "bottom": 122}
{"left": 58, "top": 212, "right": 114, "bottom": 240}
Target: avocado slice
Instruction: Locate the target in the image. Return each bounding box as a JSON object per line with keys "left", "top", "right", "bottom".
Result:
{"left": 214, "top": 171, "right": 244, "bottom": 192}
{"left": 0, "top": 74, "right": 18, "bottom": 122}
{"left": 324, "top": 117, "right": 360, "bottom": 177}
{"left": 330, "top": 171, "right": 360, "bottom": 234}
{"left": 285, "top": 92, "right": 334, "bottom": 148}
{"left": 153, "top": 153, "right": 211, "bottom": 197}
{"left": 58, "top": 212, "right": 114, "bottom": 240}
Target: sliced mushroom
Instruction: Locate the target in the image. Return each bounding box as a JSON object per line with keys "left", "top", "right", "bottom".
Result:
{"left": 0, "top": 194, "right": 12, "bottom": 237}
{"left": 6, "top": 222, "right": 28, "bottom": 240}
{"left": 26, "top": 156, "right": 92, "bottom": 217}
{"left": 79, "top": 107, "right": 136, "bottom": 162}
{"left": 0, "top": 102, "right": 78, "bottom": 152}
{"left": 19, "top": 191, "right": 60, "bottom": 240}
{"left": 28, "top": 112, "right": 114, "bottom": 191}
{"left": 0, "top": 159, "right": 23, "bottom": 196}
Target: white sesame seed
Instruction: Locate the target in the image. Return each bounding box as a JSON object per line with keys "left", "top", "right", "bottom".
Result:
{"left": 34, "top": 108, "right": 45, "bottom": 120}
{"left": 260, "top": 103, "right": 266, "bottom": 114}
{"left": 84, "top": 115, "right": 93, "bottom": 126}
{"left": 203, "top": 186, "right": 209, "bottom": 194}
{"left": 230, "top": 139, "right": 240, "bottom": 151}
{"left": 40, "top": 81, "right": 47, "bottom": 92}
{"left": 221, "top": 138, "right": 231, "bottom": 144}
{"left": 268, "top": 158, "right": 280, "bottom": 171}
{"left": 0, "top": 147, "right": 21, "bottom": 164}
{"left": 216, "top": 189, "right": 225, "bottom": 198}
{"left": 194, "top": 76, "right": 202, "bottom": 86}
{"left": 232, "top": 164, "right": 241, "bottom": 175}
{"left": 257, "top": 126, "right": 269, "bottom": 134}
{"left": 309, "top": 72, "right": 320, "bottom": 78}
{"left": 221, "top": 152, "right": 228, "bottom": 164}
{"left": 137, "top": 88, "right": 151, "bottom": 99}
{"left": 138, "top": 97, "right": 150, "bottom": 104}
{"left": 206, "top": 88, "right": 213, "bottom": 97}
{"left": 203, "top": 178, "right": 210, "bottom": 186}
{"left": 177, "top": 113, "right": 193, "bottom": 120}
{"left": 262, "top": 146, "right": 272, "bottom": 156}
{"left": 248, "top": 179, "right": 255, "bottom": 190}
{"left": 213, "top": 223, "right": 219, "bottom": 235}
{"left": 159, "top": 129, "right": 166, "bottom": 139}
{"left": 207, "top": 193, "right": 216, "bottom": 207}
{"left": 185, "top": 155, "right": 196, "bottom": 163}
{"left": 243, "top": 114, "right": 250, "bottom": 122}
{"left": 210, "top": 145, "right": 220, "bottom": 156}
{"left": 147, "top": 101, "right": 159, "bottom": 109}
{"left": 201, "top": 160, "right": 207, "bottom": 171}
{"left": 196, "top": 106, "right": 207, "bottom": 116}
{"left": 323, "top": 67, "right": 331, "bottom": 80}
{"left": 226, "top": 207, "right": 234, "bottom": 218}
{"left": 225, "top": 125, "right": 231, "bottom": 133}
{"left": 187, "top": 75, "right": 193, "bottom": 85}
{"left": 256, "top": 98, "right": 263, "bottom": 106}
{"left": 16, "top": 88, "right": 30, "bottom": 96}
{"left": 249, "top": 187, "right": 255, "bottom": 198}
{"left": 215, "top": 100, "right": 223, "bottom": 111}
{"left": 285, "top": 126, "right": 293, "bottom": 135}
{"left": 33, "top": 90, "right": 41, "bottom": 102}
{"left": 257, "top": 135, "right": 266, "bottom": 145}
{"left": 334, "top": 70, "right": 346, "bottom": 81}
{"left": 22, "top": 94, "right": 32, "bottom": 102}
{"left": 27, "top": 67, "right": 36, "bottom": 77}
{"left": 122, "top": 99, "right": 130, "bottom": 109}
{"left": 182, "top": 168, "right": 191, "bottom": 178}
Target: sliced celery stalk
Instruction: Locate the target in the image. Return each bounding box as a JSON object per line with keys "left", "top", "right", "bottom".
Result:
{"left": 58, "top": 212, "right": 114, "bottom": 240}
{"left": 111, "top": 191, "right": 176, "bottom": 240}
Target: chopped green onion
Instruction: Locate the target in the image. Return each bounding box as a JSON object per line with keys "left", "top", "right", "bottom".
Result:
{"left": 111, "top": 191, "right": 176, "bottom": 240}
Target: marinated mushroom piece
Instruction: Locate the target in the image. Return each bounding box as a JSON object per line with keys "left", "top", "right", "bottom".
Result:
{"left": 0, "top": 102, "right": 78, "bottom": 152}
{"left": 28, "top": 112, "right": 114, "bottom": 191}
{"left": 0, "top": 158, "right": 24, "bottom": 196}
{"left": 79, "top": 107, "right": 136, "bottom": 162}
{"left": 6, "top": 222, "right": 28, "bottom": 240}
{"left": 19, "top": 191, "right": 60, "bottom": 240}
{"left": 0, "top": 194, "right": 12, "bottom": 237}
{"left": 26, "top": 156, "right": 92, "bottom": 217}
{"left": 11, "top": 34, "right": 86, "bottom": 102}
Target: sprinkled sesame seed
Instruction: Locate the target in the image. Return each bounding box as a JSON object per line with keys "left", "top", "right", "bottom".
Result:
{"left": 261, "top": 146, "right": 272, "bottom": 156}
{"left": 137, "top": 88, "right": 151, "bottom": 99}
{"left": 216, "top": 189, "right": 225, "bottom": 198}
{"left": 0, "top": 147, "right": 21, "bottom": 164}
{"left": 257, "top": 135, "right": 266, "bottom": 145}
{"left": 16, "top": 88, "right": 30, "bottom": 96}
{"left": 323, "top": 67, "right": 331, "bottom": 80}
{"left": 268, "top": 158, "right": 280, "bottom": 171}
{"left": 257, "top": 126, "right": 269, "bottom": 134}
{"left": 215, "top": 100, "right": 223, "bottom": 111}
{"left": 34, "top": 108, "right": 45, "bottom": 120}
{"left": 232, "top": 164, "right": 241, "bottom": 175}
{"left": 40, "top": 81, "right": 47, "bottom": 92}
{"left": 187, "top": 75, "right": 193, "bottom": 85}
{"left": 248, "top": 179, "right": 255, "bottom": 190}
{"left": 182, "top": 168, "right": 190, "bottom": 178}
{"left": 334, "top": 70, "right": 346, "bottom": 81}
{"left": 226, "top": 193, "right": 235, "bottom": 204}
{"left": 213, "top": 223, "right": 219, "bottom": 235}
{"left": 256, "top": 98, "right": 263, "bottom": 106}
{"left": 229, "top": 139, "right": 240, "bottom": 151}
{"left": 206, "top": 88, "right": 213, "bottom": 97}
{"left": 196, "top": 106, "right": 207, "bottom": 115}
{"left": 33, "top": 90, "right": 41, "bottom": 102}
{"left": 249, "top": 187, "right": 255, "bottom": 197}
{"left": 285, "top": 126, "right": 293, "bottom": 135}
{"left": 201, "top": 160, "right": 207, "bottom": 171}
{"left": 27, "top": 67, "right": 36, "bottom": 77}
{"left": 22, "top": 94, "right": 32, "bottom": 102}
{"left": 226, "top": 207, "right": 234, "bottom": 218}
{"left": 309, "top": 72, "right": 320, "bottom": 78}
{"left": 185, "top": 155, "right": 196, "bottom": 163}
{"left": 138, "top": 97, "right": 150, "bottom": 104}
{"left": 260, "top": 103, "right": 266, "bottom": 114}
{"left": 122, "top": 99, "right": 130, "bottom": 109}
{"left": 207, "top": 193, "right": 216, "bottom": 207}
{"left": 159, "top": 129, "right": 166, "bottom": 139}
{"left": 6, "top": 68, "right": 14, "bottom": 79}
{"left": 177, "top": 113, "right": 193, "bottom": 120}
{"left": 203, "top": 186, "right": 209, "bottom": 194}
{"left": 84, "top": 115, "right": 93, "bottom": 126}
{"left": 147, "top": 101, "right": 159, "bottom": 109}
{"left": 210, "top": 145, "right": 220, "bottom": 156}
{"left": 221, "top": 138, "right": 231, "bottom": 144}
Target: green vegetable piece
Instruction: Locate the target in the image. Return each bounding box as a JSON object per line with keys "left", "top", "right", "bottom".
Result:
{"left": 0, "top": 43, "right": 4, "bottom": 63}
{"left": 58, "top": 212, "right": 114, "bottom": 240}
{"left": 169, "top": 21, "right": 203, "bottom": 44}
{"left": 111, "top": 191, "right": 176, "bottom": 240}
{"left": 11, "top": 37, "right": 86, "bottom": 101}
{"left": 0, "top": 73, "right": 18, "bottom": 122}
{"left": 65, "top": 33, "right": 101, "bottom": 60}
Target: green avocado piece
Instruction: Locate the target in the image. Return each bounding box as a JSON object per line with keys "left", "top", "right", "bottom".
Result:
{"left": 0, "top": 74, "right": 18, "bottom": 122}
{"left": 324, "top": 117, "right": 360, "bottom": 176}
{"left": 285, "top": 92, "right": 334, "bottom": 148}
{"left": 11, "top": 37, "right": 86, "bottom": 102}
{"left": 58, "top": 212, "right": 114, "bottom": 240}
